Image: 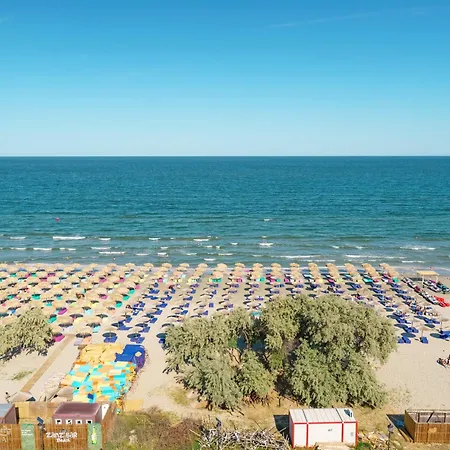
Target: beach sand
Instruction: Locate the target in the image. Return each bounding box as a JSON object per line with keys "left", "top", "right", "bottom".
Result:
{"left": 1, "top": 263, "right": 450, "bottom": 419}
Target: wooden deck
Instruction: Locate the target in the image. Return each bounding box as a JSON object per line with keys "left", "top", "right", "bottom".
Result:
{"left": 22, "top": 335, "right": 75, "bottom": 392}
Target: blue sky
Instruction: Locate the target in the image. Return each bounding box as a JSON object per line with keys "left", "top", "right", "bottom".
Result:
{"left": 1, "top": 0, "right": 449, "bottom": 156}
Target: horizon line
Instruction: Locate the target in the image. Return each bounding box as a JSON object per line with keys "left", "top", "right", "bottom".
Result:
{"left": 0, "top": 155, "right": 449, "bottom": 158}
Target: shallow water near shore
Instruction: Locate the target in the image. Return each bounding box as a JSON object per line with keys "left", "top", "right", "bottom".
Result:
{"left": 0, "top": 156, "right": 449, "bottom": 272}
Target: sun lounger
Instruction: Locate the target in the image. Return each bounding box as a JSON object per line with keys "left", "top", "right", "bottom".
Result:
{"left": 104, "top": 335, "right": 118, "bottom": 343}
{"left": 397, "top": 337, "right": 405, "bottom": 344}
{"left": 119, "top": 325, "right": 131, "bottom": 331}
{"left": 403, "top": 336, "right": 411, "bottom": 344}
{"left": 420, "top": 336, "right": 428, "bottom": 344}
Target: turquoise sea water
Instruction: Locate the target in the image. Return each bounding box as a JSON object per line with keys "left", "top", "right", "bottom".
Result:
{"left": 0, "top": 157, "right": 449, "bottom": 272}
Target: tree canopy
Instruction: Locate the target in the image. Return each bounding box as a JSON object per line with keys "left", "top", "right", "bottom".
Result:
{"left": 165, "top": 294, "right": 396, "bottom": 410}
{"left": 0, "top": 307, "right": 53, "bottom": 359}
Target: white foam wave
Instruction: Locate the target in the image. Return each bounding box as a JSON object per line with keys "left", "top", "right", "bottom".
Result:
{"left": 10, "top": 237, "right": 26, "bottom": 240}
{"left": 91, "top": 246, "right": 111, "bottom": 250}
{"left": 280, "top": 255, "right": 314, "bottom": 259}
{"left": 99, "top": 237, "right": 111, "bottom": 241}
{"left": 136, "top": 253, "right": 149, "bottom": 256}
{"left": 218, "top": 253, "right": 233, "bottom": 256}
{"left": 149, "top": 238, "right": 160, "bottom": 241}
{"left": 263, "top": 218, "right": 272, "bottom": 222}
{"left": 401, "top": 260, "right": 425, "bottom": 264}
{"left": 59, "top": 248, "right": 76, "bottom": 251}
{"left": 11, "top": 247, "right": 27, "bottom": 251}
{"left": 99, "top": 251, "right": 125, "bottom": 255}
{"left": 33, "top": 247, "right": 52, "bottom": 251}
{"left": 231, "top": 242, "right": 238, "bottom": 246}
{"left": 205, "top": 245, "right": 213, "bottom": 248}
{"left": 194, "top": 238, "right": 209, "bottom": 242}
{"left": 53, "top": 236, "right": 85, "bottom": 241}
{"left": 252, "top": 254, "right": 263, "bottom": 257}
{"left": 204, "top": 258, "right": 216, "bottom": 262}
{"left": 157, "top": 252, "right": 168, "bottom": 256}
{"left": 160, "top": 246, "right": 169, "bottom": 249}
{"left": 332, "top": 245, "right": 340, "bottom": 249}
{"left": 185, "top": 252, "right": 197, "bottom": 256}
{"left": 259, "top": 242, "right": 274, "bottom": 247}
{"left": 400, "top": 245, "right": 436, "bottom": 251}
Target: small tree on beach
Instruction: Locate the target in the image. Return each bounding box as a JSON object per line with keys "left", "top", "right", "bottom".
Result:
{"left": 0, "top": 308, "right": 53, "bottom": 359}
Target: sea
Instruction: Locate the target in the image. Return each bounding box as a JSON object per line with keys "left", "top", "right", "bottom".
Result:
{"left": 0, "top": 156, "right": 449, "bottom": 273}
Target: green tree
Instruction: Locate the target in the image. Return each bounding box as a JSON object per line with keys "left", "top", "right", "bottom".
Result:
{"left": 235, "top": 350, "right": 274, "bottom": 402}
{"left": 0, "top": 307, "right": 53, "bottom": 359}
{"left": 165, "top": 294, "right": 396, "bottom": 410}
{"left": 184, "top": 356, "right": 242, "bottom": 410}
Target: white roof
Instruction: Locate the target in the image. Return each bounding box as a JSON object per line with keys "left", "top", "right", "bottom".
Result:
{"left": 290, "top": 408, "right": 356, "bottom": 424}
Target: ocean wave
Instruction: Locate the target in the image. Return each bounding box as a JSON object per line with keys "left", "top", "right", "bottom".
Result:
{"left": 91, "top": 246, "right": 111, "bottom": 250}
{"left": 157, "top": 252, "right": 168, "bottom": 256}
{"left": 11, "top": 247, "right": 27, "bottom": 251}
{"left": 160, "top": 246, "right": 169, "bottom": 249}
{"left": 331, "top": 245, "right": 340, "bottom": 249}
{"left": 99, "top": 251, "right": 125, "bottom": 255}
{"left": 231, "top": 242, "right": 238, "bottom": 246}
{"left": 205, "top": 245, "right": 213, "bottom": 248}
{"left": 53, "top": 236, "right": 85, "bottom": 241}
{"left": 252, "top": 254, "right": 263, "bottom": 257}
{"left": 400, "top": 245, "right": 436, "bottom": 251}
{"left": 10, "top": 236, "right": 26, "bottom": 240}
{"left": 263, "top": 218, "right": 272, "bottom": 222}
{"left": 136, "top": 253, "right": 149, "bottom": 256}
{"left": 401, "top": 260, "right": 425, "bottom": 264}
{"left": 194, "top": 238, "right": 209, "bottom": 242}
{"left": 33, "top": 247, "right": 52, "bottom": 251}
{"left": 280, "top": 255, "right": 315, "bottom": 259}
{"left": 204, "top": 258, "right": 216, "bottom": 261}
{"left": 149, "top": 238, "right": 160, "bottom": 241}
{"left": 59, "top": 248, "right": 76, "bottom": 251}
{"left": 99, "top": 237, "right": 111, "bottom": 241}
{"left": 259, "top": 242, "right": 274, "bottom": 247}
{"left": 315, "top": 259, "right": 336, "bottom": 262}
{"left": 218, "top": 253, "right": 233, "bottom": 256}
{"left": 345, "top": 254, "right": 373, "bottom": 259}
{"left": 184, "top": 252, "right": 197, "bottom": 256}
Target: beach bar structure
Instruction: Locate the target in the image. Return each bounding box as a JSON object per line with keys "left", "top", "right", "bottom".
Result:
{"left": 53, "top": 402, "right": 104, "bottom": 425}
{"left": 416, "top": 270, "right": 439, "bottom": 284}
{"left": 405, "top": 410, "right": 450, "bottom": 443}
{"left": 0, "top": 403, "right": 17, "bottom": 424}
{"left": 289, "top": 408, "right": 357, "bottom": 448}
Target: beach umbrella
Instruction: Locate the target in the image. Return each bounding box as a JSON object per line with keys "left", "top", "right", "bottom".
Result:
{"left": 76, "top": 326, "right": 92, "bottom": 337}
{"left": 7, "top": 391, "right": 35, "bottom": 402}
{"left": 102, "top": 326, "right": 117, "bottom": 338}
{"left": 127, "top": 327, "right": 141, "bottom": 339}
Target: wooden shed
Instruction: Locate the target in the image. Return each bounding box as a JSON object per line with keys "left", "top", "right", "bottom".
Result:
{"left": 405, "top": 410, "right": 450, "bottom": 443}
{"left": 0, "top": 403, "right": 17, "bottom": 424}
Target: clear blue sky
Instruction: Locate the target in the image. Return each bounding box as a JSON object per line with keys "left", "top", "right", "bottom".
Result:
{"left": 1, "top": 0, "right": 449, "bottom": 156}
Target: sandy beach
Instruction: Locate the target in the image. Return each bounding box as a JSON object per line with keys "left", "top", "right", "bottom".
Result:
{"left": 1, "top": 262, "right": 450, "bottom": 416}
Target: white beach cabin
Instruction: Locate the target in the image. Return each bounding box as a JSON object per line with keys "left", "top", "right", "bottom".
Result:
{"left": 289, "top": 408, "right": 357, "bottom": 448}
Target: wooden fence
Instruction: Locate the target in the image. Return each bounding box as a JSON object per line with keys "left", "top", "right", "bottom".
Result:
{"left": 0, "top": 402, "right": 117, "bottom": 449}
{"left": 405, "top": 410, "right": 450, "bottom": 443}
